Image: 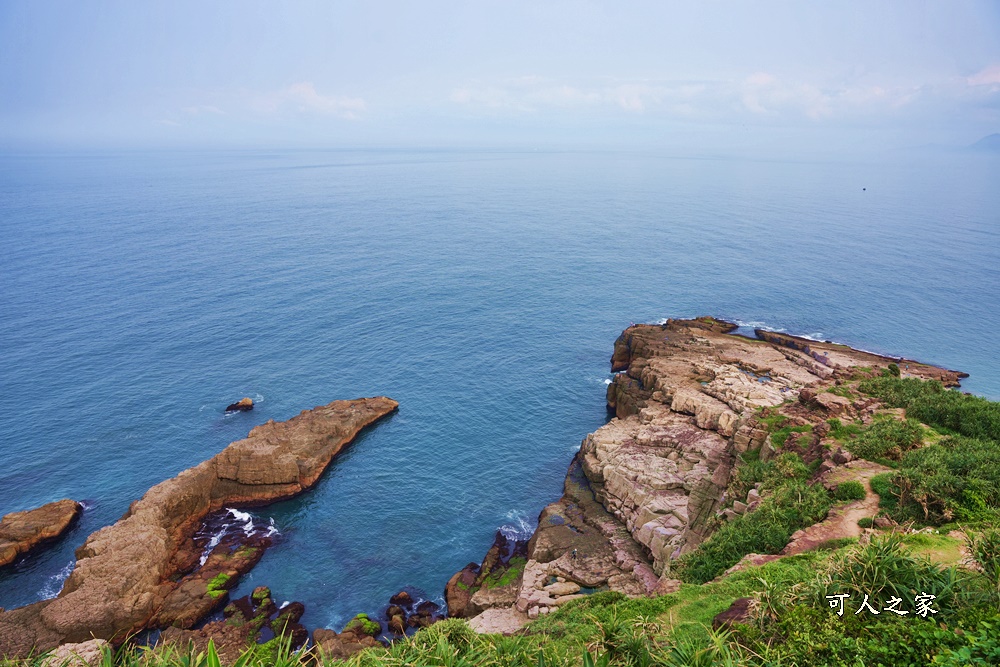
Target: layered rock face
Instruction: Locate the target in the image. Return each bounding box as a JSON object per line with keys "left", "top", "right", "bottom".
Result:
{"left": 453, "top": 317, "right": 963, "bottom": 623}
{"left": 598, "top": 318, "right": 960, "bottom": 574}
{"left": 0, "top": 500, "right": 82, "bottom": 568}
{"left": 0, "top": 397, "right": 397, "bottom": 659}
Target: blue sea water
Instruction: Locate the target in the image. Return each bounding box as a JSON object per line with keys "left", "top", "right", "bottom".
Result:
{"left": 0, "top": 149, "right": 998, "bottom": 631}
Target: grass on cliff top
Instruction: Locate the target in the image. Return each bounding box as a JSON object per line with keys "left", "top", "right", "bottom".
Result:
{"left": 857, "top": 377, "right": 1000, "bottom": 526}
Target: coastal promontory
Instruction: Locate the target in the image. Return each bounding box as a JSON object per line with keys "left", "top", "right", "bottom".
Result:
{"left": 0, "top": 397, "right": 398, "bottom": 659}
{"left": 450, "top": 317, "right": 967, "bottom": 630}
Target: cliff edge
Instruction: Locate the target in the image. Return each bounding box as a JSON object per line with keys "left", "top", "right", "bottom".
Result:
{"left": 450, "top": 317, "right": 964, "bottom": 628}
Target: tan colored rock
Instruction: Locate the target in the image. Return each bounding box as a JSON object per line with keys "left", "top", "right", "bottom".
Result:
{"left": 0, "top": 397, "right": 398, "bottom": 659}
{"left": 0, "top": 500, "right": 82, "bottom": 568}
{"left": 41, "top": 639, "right": 109, "bottom": 667}
{"left": 543, "top": 581, "right": 581, "bottom": 596}
{"left": 313, "top": 628, "right": 381, "bottom": 661}
{"left": 467, "top": 607, "right": 528, "bottom": 635}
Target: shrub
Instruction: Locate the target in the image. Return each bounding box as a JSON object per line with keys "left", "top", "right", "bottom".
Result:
{"left": 814, "top": 533, "right": 961, "bottom": 616}
{"left": 858, "top": 517, "right": 874, "bottom": 529}
{"left": 846, "top": 416, "right": 923, "bottom": 461}
{"left": 827, "top": 418, "right": 861, "bottom": 441}
{"left": 834, "top": 481, "right": 866, "bottom": 501}
{"left": 860, "top": 377, "right": 1000, "bottom": 442}
{"left": 678, "top": 481, "right": 831, "bottom": 583}
{"left": 967, "top": 529, "right": 1000, "bottom": 597}
{"left": 892, "top": 436, "right": 1000, "bottom": 523}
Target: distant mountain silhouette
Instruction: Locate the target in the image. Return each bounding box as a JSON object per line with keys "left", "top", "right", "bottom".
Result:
{"left": 969, "top": 133, "right": 1000, "bottom": 151}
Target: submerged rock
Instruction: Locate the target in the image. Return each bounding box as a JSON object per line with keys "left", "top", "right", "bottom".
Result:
{"left": 0, "top": 499, "right": 82, "bottom": 568}
{"left": 0, "top": 397, "right": 398, "bottom": 659}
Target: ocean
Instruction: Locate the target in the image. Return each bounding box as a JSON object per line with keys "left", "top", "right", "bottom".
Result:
{"left": 1, "top": 148, "right": 997, "bottom": 631}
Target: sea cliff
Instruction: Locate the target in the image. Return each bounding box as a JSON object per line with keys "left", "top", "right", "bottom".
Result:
{"left": 448, "top": 317, "right": 965, "bottom": 630}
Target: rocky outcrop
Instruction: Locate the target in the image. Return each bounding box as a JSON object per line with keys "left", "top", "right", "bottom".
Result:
{"left": 754, "top": 330, "right": 967, "bottom": 386}
{"left": 0, "top": 499, "right": 82, "bottom": 568}
{"left": 712, "top": 597, "right": 754, "bottom": 630}
{"left": 0, "top": 397, "right": 397, "bottom": 659}
{"left": 40, "top": 639, "right": 109, "bottom": 667}
{"left": 445, "top": 530, "right": 528, "bottom": 619}
{"left": 225, "top": 397, "right": 254, "bottom": 412}
{"left": 312, "top": 614, "right": 383, "bottom": 661}
{"left": 455, "top": 317, "right": 965, "bottom": 624}
{"left": 160, "top": 586, "right": 307, "bottom": 665}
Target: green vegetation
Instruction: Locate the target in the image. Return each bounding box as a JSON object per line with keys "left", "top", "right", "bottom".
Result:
{"left": 857, "top": 517, "right": 874, "bottom": 529}
{"left": 859, "top": 377, "right": 1000, "bottom": 441}
{"left": 850, "top": 378, "right": 1000, "bottom": 525}
{"left": 31, "top": 536, "right": 1000, "bottom": 667}
{"left": 845, "top": 415, "right": 923, "bottom": 461}
{"left": 480, "top": 557, "right": 526, "bottom": 590}
{"left": 826, "top": 418, "right": 861, "bottom": 442}
{"left": 344, "top": 613, "right": 381, "bottom": 637}
{"left": 206, "top": 573, "right": 232, "bottom": 599}
{"left": 677, "top": 453, "right": 831, "bottom": 583}
{"left": 826, "top": 385, "right": 854, "bottom": 399}
{"left": 769, "top": 424, "right": 811, "bottom": 449}
{"left": 833, "top": 480, "right": 866, "bottom": 501}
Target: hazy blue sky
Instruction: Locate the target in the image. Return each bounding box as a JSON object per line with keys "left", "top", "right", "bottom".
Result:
{"left": 1, "top": 1, "right": 998, "bottom": 153}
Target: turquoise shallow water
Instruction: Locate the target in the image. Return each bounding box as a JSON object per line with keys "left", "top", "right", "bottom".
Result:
{"left": 0, "top": 149, "right": 997, "bottom": 631}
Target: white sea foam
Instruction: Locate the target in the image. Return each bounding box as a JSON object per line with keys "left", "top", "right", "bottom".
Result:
{"left": 604, "top": 378, "right": 612, "bottom": 385}
{"left": 38, "top": 560, "right": 75, "bottom": 600}
{"left": 227, "top": 508, "right": 253, "bottom": 523}
{"left": 734, "top": 319, "right": 788, "bottom": 333}
{"left": 499, "top": 509, "right": 534, "bottom": 540}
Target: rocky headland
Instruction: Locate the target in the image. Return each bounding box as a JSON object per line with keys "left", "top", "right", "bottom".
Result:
{"left": 0, "top": 500, "right": 82, "bottom": 569}
{"left": 448, "top": 317, "right": 964, "bottom": 631}
{"left": 0, "top": 397, "right": 398, "bottom": 659}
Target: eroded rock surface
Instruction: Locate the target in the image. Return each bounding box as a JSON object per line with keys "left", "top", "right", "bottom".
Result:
{"left": 160, "top": 586, "right": 307, "bottom": 665}
{"left": 455, "top": 317, "right": 964, "bottom": 623}
{"left": 0, "top": 499, "right": 82, "bottom": 568}
{"left": 0, "top": 397, "right": 397, "bottom": 659}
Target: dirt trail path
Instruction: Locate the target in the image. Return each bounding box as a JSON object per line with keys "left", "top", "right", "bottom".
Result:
{"left": 723, "top": 460, "right": 892, "bottom": 576}
{"left": 780, "top": 460, "right": 892, "bottom": 555}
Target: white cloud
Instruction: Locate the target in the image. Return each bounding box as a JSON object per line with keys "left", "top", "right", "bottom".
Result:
{"left": 450, "top": 73, "right": 928, "bottom": 124}
{"left": 967, "top": 64, "right": 1000, "bottom": 88}
{"left": 249, "top": 82, "right": 366, "bottom": 119}
{"left": 281, "top": 82, "right": 366, "bottom": 117}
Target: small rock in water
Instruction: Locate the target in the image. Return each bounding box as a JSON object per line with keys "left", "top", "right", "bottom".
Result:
{"left": 389, "top": 590, "right": 412, "bottom": 606}
{"left": 225, "top": 397, "right": 254, "bottom": 412}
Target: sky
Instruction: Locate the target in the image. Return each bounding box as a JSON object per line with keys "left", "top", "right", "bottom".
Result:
{"left": 0, "top": 0, "right": 998, "bottom": 153}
